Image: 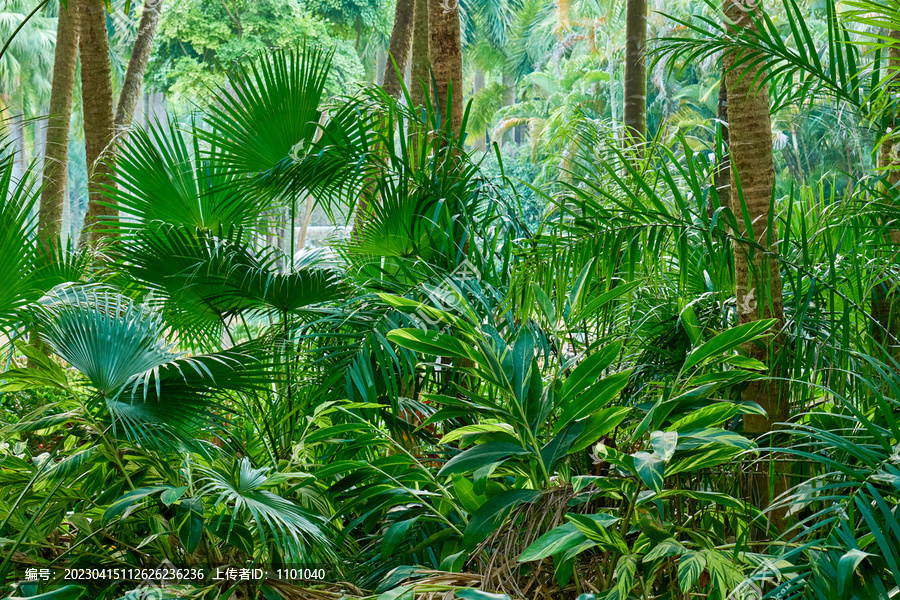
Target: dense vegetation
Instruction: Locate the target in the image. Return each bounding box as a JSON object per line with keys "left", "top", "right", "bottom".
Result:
{"left": 2, "top": 1, "right": 900, "bottom": 599}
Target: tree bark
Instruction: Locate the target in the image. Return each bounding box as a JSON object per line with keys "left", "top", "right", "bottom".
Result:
{"left": 78, "top": 0, "right": 117, "bottom": 246}
{"left": 723, "top": 0, "right": 789, "bottom": 533}
{"left": 114, "top": 0, "right": 163, "bottom": 133}
{"left": 383, "top": 0, "right": 415, "bottom": 99}
{"left": 428, "top": 0, "right": 463, "bottom": 136}
{"left": 874, "top": 28, "right": 900, "bottom": 362}
{"left": 410, "top": 0, "right": 429, "bottom": 109}
{"left": 39, "top": 1, "right": 79, "bottom": 251}
{"left": 623, "top": 0, "right": 647, "bottom": 150}
{"left": 712, "top": 72, "right": 730, "bottom": 219}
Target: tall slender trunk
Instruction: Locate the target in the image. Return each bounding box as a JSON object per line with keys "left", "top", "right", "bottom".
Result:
{"left": 383, "top": 0, "right": 415, "bottom": 99}
{"left": 874, "top": 28, "right": 900, "bottom": 361}
{"left": 712, "top": 72, "right": 730, "bottom": 219}
{"left": 723, "top": 0, "right": 789, "bottom": 533}
{"left": 39, "top": 1, "right": 79, "bottom": 251}
{"left": 410, "top": 0, "right": 429, "bottom": 109}
{"left": 78, "top": 0, "right": 117, "bottom": 246}
{"left": 623, "top": 0, "right": 647, "bottom": 150}
{"left": 428, "top": 0, "right": 463, "bottom": 136}
{"left": 114, "top": 0, "right": 163, "bottom": 133}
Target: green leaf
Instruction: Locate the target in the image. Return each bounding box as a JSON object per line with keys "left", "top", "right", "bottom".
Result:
{"left": 175, "top": 497, "right": 204, "bottom": 554}
{"left": 615, "top": 554, "right": 637, "bottom": 598}
{"left": 633, "top": 451, "right": 665, "bottom": 492}
{"left": 465, "top": 489, "right": 542, "bottom": 548}
{"left": 566, "top": 514, "right": 627, "bottom": 553}
{"left": 559, "top": 341, "right": 623, "bottom": 406}
{"left": 102, "top": 487, "right": 171, "bottom": 526}
{"left": 518, "top": 523, "right": 588, "bottom": 562}
{"left": 667, "top": 403, "right": 743, "bottom": 431}
{"left": 376, "top": 585, "right": 415, "bottom": 600}
{"left": 643, "top": 538, "right": 686, "bottom": 561}
{"left": 838, "top": 549, "right": 872, "bottom": 596}
{"left": 438, "top": 442, "right": 530, "bottom": 477}
{"left": 568, "top": 407, "right": 631, "bottom": 454}
{"left": 6, "top": 585, "right": 87, "bottom": 600}
{"left": 676, "top": 428, "right": 754, "bottom": 451}
{"left": 382, "top": 517, "right": 419, "bottom": 560}
{"left": 681, "top": 320, "right": 776, "bottom": 374}
{"left": 679, "top": 550, "right": 707, "bottom": 592}
{"left": 160, "top": 486, "right": 188, "bottom": 507}
{"left": 440, "top": 424, "right": 516, "bottom": 445}
{"left": 666, "top": 447, "right": 743, "bottom": 477}
{"left": 650, "top": 431, "right": 678, "bottom": 461}
{"left": 555, "top": 370, "right": 632, "bottom": 433}
{"left": 451, "top": 474, "right": 488, "bottom": 515}
{"left": 455, "top": 591, "right": 511, "bottom": 600}
{"left": 387, "top": 329, "right": 477, "bottom": 362}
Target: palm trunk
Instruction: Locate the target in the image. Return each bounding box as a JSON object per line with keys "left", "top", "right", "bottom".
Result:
{"left": 410, "top": 0, "right": 429, "bottom": 109}
{"left": 114, "top": 0, "right": 163, "bottom": 133}
{"left": 723, "top": 0, "right": 789, "bottom": 533}
{"left": 383, "top": 0, "right": 415, "bottom": 99}
{"left": 39, "top": 1, "right": 79, "bottom": 251}
{"left": 78, "top": 0, "right": 117, "bottom": 246}
{"left": 623, "top": 0, "right": 647, "bottom": 150}
{"left": 712, "top": 72, "right": 730, "bottom": 219}
{"left": 874, "top": 28, "right": 900, "bottom": 361}
{"left": 428, "top": 0, "right": 463, "bottom": 136}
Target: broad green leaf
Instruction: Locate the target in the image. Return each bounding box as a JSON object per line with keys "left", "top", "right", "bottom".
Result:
{"left": 676, "top": 429, "right": 754, "bottom": 451}
{"left": 615, "top": 554, "right": 638, "bottom": 598}
{"left": 639, "top": 490, "right": 744, "bottom": 510}
{"left": 438, "top": 442, "right": 530, "bottom": 477}
{"left": 451, "top": 474, "right": 488, "bottom": 514}
{"left": 465, "top": 489, "right": 542, "bottom": 548}
{"left": 387, "top": 329, "right": 477, "bottom": 362}
{"left": 559, "top": 341, "right": 623, "bottom": 405}
{"left": 650, "top": 431, "right": 678, "bottom": 461}
{"left": 160, "top": 486, "right": 188, "bottom": 506}
{"left": 455, "top": 591, "right": 511, "bottom": 600}
{"left": 175, "top": 496, "right": 204, "bottom": 554}
{"left": 679, "top": 550, "right": 707, "bottom": 592}
{"left": 634, "top": 451, "right": 665, "bottom": 492}
{"left": 666, "top": 447, "right": 743, "bottom": 477}
{"left": 681, "top": 320, "right": 776, "bottom": 374}
{"left": 440, "top": 423, "right": 516, "bottom": 445}
{"left": 382, "top": 517, "right": 419, "bottom": 559}
{"left": 518, "top": 523, "right": 588, "bottom": 562}
{"left": 376, "top": 585, "right": 415, "bottom": 600}
{"left": 566, "top": 513, "right": 622, "bottom": 547}
{"left": 643, "top": 538, "right": 686, "bottom": 561}
{"left": 102, "top": 486, "right": 172, "bottom": 526}
{"left": 555, "top": 370, "right": 632, "bottom": 433}
{"left": 668, "top": 403, "right": 743, "bottom": 431}
{"left": 838, "top": 549, "right": 872, "bottom": 596}
{"left": 568, "top": 407, "right": 631, "bottom": 453}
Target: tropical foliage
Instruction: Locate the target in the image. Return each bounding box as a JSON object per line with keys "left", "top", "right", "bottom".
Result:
{"left": 3, "top": 1, "right": 900, "bottom": 599}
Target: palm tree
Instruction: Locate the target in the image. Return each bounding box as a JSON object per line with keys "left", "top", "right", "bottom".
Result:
{"left": 382, "top": 0, "right": 414, "bottom": 98}
{"left": 78, "top": 0, "right": 117, "bottom": 246}
{"left": 428, "top": 0, "right": 464, "bottom": 135}
{"left": 113, "top": 0, "right": 164, "bottom": 133}
{"left": 874, "top": 24, "right": 900, "bottom": 361}
{"left": 39, "top": 1, "right": 78, "bottom": 250}
{"left": 623, "top": 0, "right": 647, "bottom": 149}
{"left": 722, "top": 0, "right": 789, "bottom": 529}
{"left": 410, "top": 0, "right": 430, "bottom": 109}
